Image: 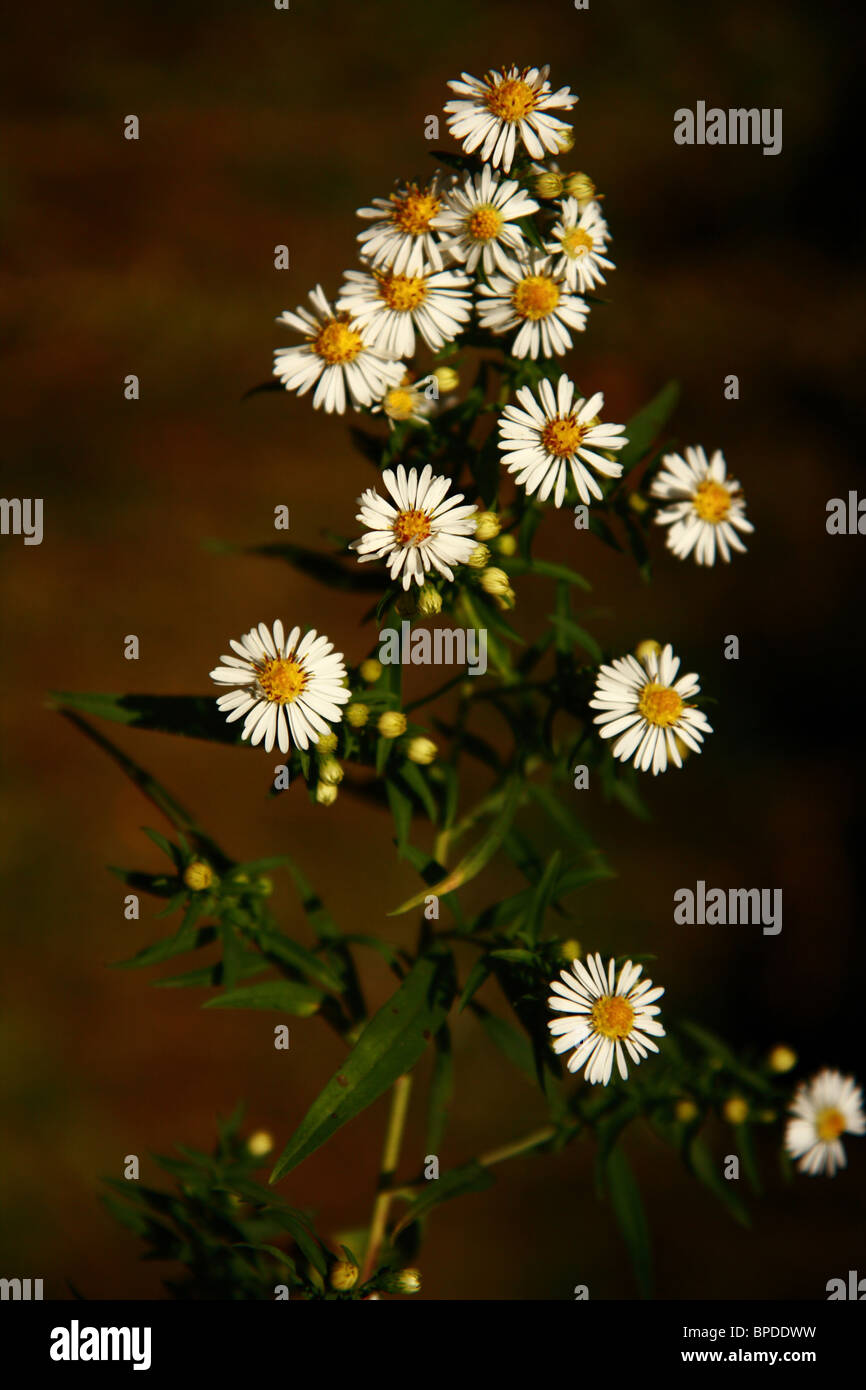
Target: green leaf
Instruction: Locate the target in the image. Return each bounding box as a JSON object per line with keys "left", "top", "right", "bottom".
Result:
{"left": 252, "top": 926, "right": 344, "bottom": 993}
{"left": 525, "top": 851, "right": 562, "bottom": 944}
{"left": 388, "top": 777, "right": 522, "bottom": 915}
{"left": 114, "top": 919, "right": 216, "bottom": 970}
{"left": 604, "top": 1147, "right": 653, "bottom": 1298}
{"left": 617, "top": 381, "right": 680, "bottom": 473}
{"left": 472, "top": 1004, "right": 536, "bottom": 1083}
{"left": 269, "top": 950, "right": 456, "bottom": 1182}
{"left": 548, "top": 614, "right": 603, "bottom": 663}
{"left": 208, "top": 539, "right": 383, "bottom": 593}
{"left": 203, "top": 981, "right": 323, "bottom": 1015}
{"left": 686, "top": 1136, "right": 751, "bottom": 1227}
{"left": 426, "top": 1025, "right": 454, "bottom": 1154}
{"left": 457, "top": 957, "right": 492, "bottom": 1012}
{"left": 53, "top": 693, "right": 244, "bottom": 746}
{"left": 391, "top": 1161, "right": 493, "bottom": 1238}
{"left": 504, "top": 557, "right": 591, "bottom": 591}
{"left": 386, "top": 777, "right": 413, "bottom": 855}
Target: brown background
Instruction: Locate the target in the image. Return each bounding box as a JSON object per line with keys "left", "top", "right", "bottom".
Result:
{"left": 1, "top": 0, "right": 864, "bottom": 1299}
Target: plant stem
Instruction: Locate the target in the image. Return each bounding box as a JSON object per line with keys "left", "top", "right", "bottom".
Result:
{"left": 477, "top": 1124, "right": 555, "bottom": 1168}
{"left": 360, "top": 1073, "right": 413, "bottom": 1281}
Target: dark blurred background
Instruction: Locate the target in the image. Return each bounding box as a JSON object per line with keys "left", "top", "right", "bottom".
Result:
{"left": 1, "top": 0, "right": 864, "bottom": 1300}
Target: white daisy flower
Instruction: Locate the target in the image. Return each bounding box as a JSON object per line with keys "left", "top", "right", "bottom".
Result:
{"left": 785, "top": 1069, "right": 865, "bottom": 1177}
{"left": 444, "top": 65, "right": 577, "bottom": 174}
{"left": 371, "top": 374, "right": 436, "bottom": 428}
{"left": 356, "top": 175, "right": 450, "bottom": 275}
{"left": 432, "top": 165, "right": 539, "bottom": 276}
{"left": 545, "top": 197, "right": 615, "bottom": 294}
{"left": 477, "top": 253, "right": 587, "bottom": 359}
{"left": 548, "top": 951, "right": 665, "bottom": 1086}
{"left": 497, "top": 375, "right": 628, "bottom": 507}
{"left": 337, "top": 263, "right": 473, "bottom": 359}
{"left": 589, "top": 643, "right": 713, "bottom": 776}
{"left": 650, "top": 445, "right": 754, "bottom": 566}
{"left": 350, "top": 463, "right": 477, "bottom": 590}
{"left": 273, "top": 286, "right": 405, "bottom": 414}
{"left": 210, "top": 621, "right": 351, "bottom": 755}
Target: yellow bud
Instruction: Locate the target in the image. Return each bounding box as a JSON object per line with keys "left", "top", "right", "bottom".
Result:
{"left": 255, "top": 876, "right": 273, "bottom": 896}
{"left": 433, "top": 365, "right": 459, "bottom": 393}
{"left": 385, "top": 1268, "right": 421, "bottom": 1294}
{"left": 407, "top": 736, "right": 437, "bottom": 765}
{"left": 378, "top": 711, "right": 407, "bottom": 739}
{"left": 315, "top": 781, "right": 338, "bottom": 806}
{"left": 494, "top": 587, "right": 516, "bottom": 612}
{"left": 565, "top": 171, "right": 596, "bottom": 205}
{"left": 555, "top": 128, "right": 575, "bottom": 154}
{"left": 330, "top": 1260, "right": 359, "bottom": 1292}
{"left": 480, "top": 567, "right": 510, "bottom": 596}
{"left": 674, "top": 1099, "right": 699, "bottom": 1124}
{"left": 319, "top": 758, "right": 344, "bottom": 786}
{"left": 317, "top": 732, "right": 338, "bottom": 754}
{"left": 474, "top": 511, "right": 501, "bottom": 541}
{"left": 534, "top": 171, "right": 563, "bottom": 199}
{"left": 496, "top": 534, "right": 517, "bottom": 557}
{"left": 246, "top": 1130, "right": 273, "bottom": 1157}
{"left": 183, "top": 861, "right": 214, "bottom": 892}
{"left": 723, "top": 1096, "right": 749, "bottom": 1126}
{"left": 417, "top": 585, "right": 442, "bottom": 616}
{"left": 360, "top": 658, "right": 382, "bottom": 683}
{"left": 768, "top": 1045, "right": 797, "bottom": 1074}
{"left": 560, "top": 938, "right": 581, "bottom": 962}
{"left": 628, "top": 492, "right": 650, "bottom": 515}
{"left": 346, "top": 702, "right": 370, "bottom": 728}
{"left": 635, "top": 639, "right": 662, "bottom": 662}
{"left": 468, "top": 543, "right": 490, "bottom": 569}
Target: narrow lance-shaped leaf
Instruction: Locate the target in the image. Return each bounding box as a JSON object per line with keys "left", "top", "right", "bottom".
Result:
{"left": 269, "top": 949, "right": 456, "bottom": 1182}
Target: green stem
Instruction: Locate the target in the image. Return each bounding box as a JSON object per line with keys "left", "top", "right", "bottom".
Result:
{"left": 360, "top": 1073, "right": 413, "bottom": 1282}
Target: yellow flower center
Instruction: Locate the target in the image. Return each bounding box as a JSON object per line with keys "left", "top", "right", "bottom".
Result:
{"left": 257, "top": 657, "right": 307, "bottom": 705}
{"left": 393, "top": 508, "right": 431, "bottom": 546}
{"left": 638, "top": 682, "right": 684, "bottom": 728}
{"left": 542, "top": 414, "right": 586, "bottom": 457}
{"left": 391, "top": 186, "right": 440, "bottom": 236}
{"left": 314, "top": 318, "right": 364, "bottom": 364}
{"left": 816, "top": 1107, "right": 846, "bottom": 1142}
{"left": 377, "top": 272, "right": 428, "bottom": 313}
{"left": 512, "top": 274, "right": 560, "bottom": 321}
{"left": 693, "top": 479, "right": 732, "bottom": 524}
{"left": 384, "top": 387, "right": 417, "bottom": 421}
{"left": 486, "top": 76, "right": 537, "bottom": 123}
{"left": 468, "top": 204, "right": 504, "bottom": 242}
{"left": 562, "top": 227, "right": 595, "bottom": 259}
{"left": 591, "top": 995, "right": 635, "bottom": 1040}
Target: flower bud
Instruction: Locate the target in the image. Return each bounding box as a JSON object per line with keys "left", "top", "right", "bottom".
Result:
{"left": 330, "top": 1260, "right": 359, "bottom": 1292}
{"left": 768, "top": 1044, "right": 797, "bottom": 1074}
{"left": 417, "top": 585, "right": 442, "bottom": 616}
{"left": 317, "top": 731, "right": 338, "bottom": 755}
{"left": 628, "top": 492, "right": 650, "bottom": 515}
{"left": 555, "top": 128, "right": 575, "bottom": 154}
{"left": 674, "top": 1099, "right": 699, "bottom": 1124}
{"left": 319, "top": 758, "right": 344, "bottom": 786}
{"left": 723, "top": 1096, "right": 749, "bottom": 1126}
{"left": 378, "top": 710, "right": 407, "bottom": 739}
{"left": 565, "top": 171, "right": 596, "bottom": 205}
{"left": 381, "top": 1267, "right": 421, "bottom": 1295}
{"left": 254, "top": 876, "right": 273, "bottom": 896}
{"left": 360, "top": 658, "right": 382, "bottom": 684}
{"left": 468, "top": 543, "right": 490, "bottom": 568}
{"left": 183, "top": 861, "right": 214, "bottom": 892}
{"left": 407, "top": 736, "right": 437, "bottom": 765}
{"left": 496, "top": 534, "right": 517, "bottom": 557}
{"left": 480, "top": 566, "right": 511, "bottom": 596}
{"left": 346, "top": 702, "right": 370, "bottom": 728}
{"left": 315, "top": 781, "right": 339, "bottom": 806}
{"left": 433, "top": 365, "right": 459, "bottom": 393}
{"left": 534, "top": 171, "right": 563, "bottom": 199}
{"left": 474, "top": 511, "right": 501, "bottom": 541}
{"left": 635, "top": 639, "right": 661, "bottom": 663}
{"left": 560, "top": 938, "right": 581, "bottom": 962}
{"left": 246, "top": 1130, "right": 273, "bottom": 1157}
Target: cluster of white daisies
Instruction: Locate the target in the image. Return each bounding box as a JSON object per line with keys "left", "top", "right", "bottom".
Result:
{"left": 546, "top": 950, "right": 865, "bottom": 1180}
